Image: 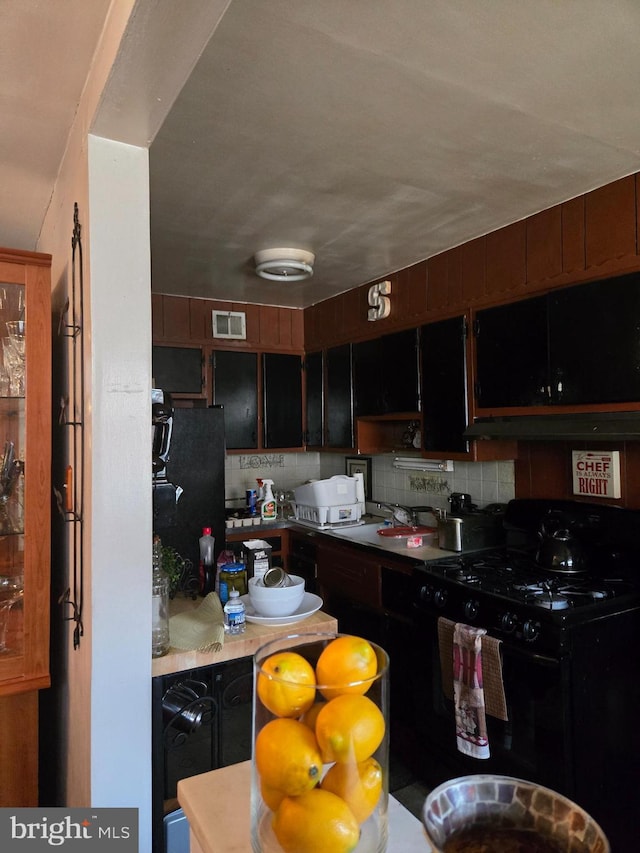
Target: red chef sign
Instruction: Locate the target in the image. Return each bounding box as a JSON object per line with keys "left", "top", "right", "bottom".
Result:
{"left": 571, "top": 450, "right": 621, "bottom": 499}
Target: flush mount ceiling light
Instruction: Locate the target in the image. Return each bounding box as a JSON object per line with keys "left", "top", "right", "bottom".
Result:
{"left": 254, "top": 248, "right": 315, "bottom": 282}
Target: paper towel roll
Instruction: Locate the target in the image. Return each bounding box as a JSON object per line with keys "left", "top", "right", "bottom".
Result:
{"left": 354, "top": 471, "right": 365, "bottom": 509}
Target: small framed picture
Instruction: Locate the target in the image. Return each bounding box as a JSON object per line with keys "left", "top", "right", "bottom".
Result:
{"left": 345, "top": 456, "right": 372, "bottom": 500}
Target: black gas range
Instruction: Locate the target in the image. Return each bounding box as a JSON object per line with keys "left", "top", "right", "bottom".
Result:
{"left": 411, "top": 499, "right": 640, "bottom": 852}
{"left": 414, "top": 498, "right": 640, "bottom": 655}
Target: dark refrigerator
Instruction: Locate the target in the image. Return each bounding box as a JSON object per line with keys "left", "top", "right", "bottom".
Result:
{"left": 151, "top": 402, "right": 227, "bottom": 853}
{"left": 153, "top": 404, "right": 226, "bottom": 577}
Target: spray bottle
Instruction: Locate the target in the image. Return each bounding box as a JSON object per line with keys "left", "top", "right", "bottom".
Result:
{"left": 260, "top": 480, "right": 277, "bottom": 521}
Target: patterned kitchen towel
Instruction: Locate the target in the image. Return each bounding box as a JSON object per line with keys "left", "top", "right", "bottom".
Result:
{"left": 438, "top": 616, "right": 508, "bottom": 721}
{"left": 169, "top": 592, "right": 225, "bottom": 652}
{"left": 453, "top": 621, "right": 490, "bottom": 759}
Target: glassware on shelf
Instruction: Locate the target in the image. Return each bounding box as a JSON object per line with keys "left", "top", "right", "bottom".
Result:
{"left": 0, "top": 574, "right": 24, "bottom": 653}
{"left": 6, "top": 320, "right": 26, "bottom": 357}
{"left": 2, "top": 333, "right": 25, "bottom": 396}
{"left": 0, "top": 443, "right": 24, "bottom": 534}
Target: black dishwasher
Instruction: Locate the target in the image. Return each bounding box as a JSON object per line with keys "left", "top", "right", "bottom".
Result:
{"left": 152, "top": 657, "right": 253, "bottom": 853}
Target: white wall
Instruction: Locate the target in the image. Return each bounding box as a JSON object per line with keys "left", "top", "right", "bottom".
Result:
{"left": 87, "top": 134, "right": 152, "bottom": 834}
{"left": 225, "top": 451, "right": 515, "bottom": 516}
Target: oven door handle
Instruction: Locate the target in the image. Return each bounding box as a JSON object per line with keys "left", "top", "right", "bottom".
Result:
{"left": 500, "top": 642, "right": 561, "bottom": 666}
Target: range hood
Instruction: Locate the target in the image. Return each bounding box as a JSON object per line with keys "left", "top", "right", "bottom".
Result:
{"left": 464, "top": 412, "right": 640, "bottom": 441}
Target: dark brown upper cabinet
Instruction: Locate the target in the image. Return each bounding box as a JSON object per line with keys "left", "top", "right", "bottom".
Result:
{"left": 326, "top": 343, "right": 354, "bottom": 449}
{"left": 474, "top": 295, "right": 548, "bottom": 410}
{"left": 152, "top": 343, "right": 206, "bottom": 399}
{"left": 475, "top": 270, "right": 640, "bottom": 411}
{"left": 263, "top": 353, "right": 303, "bottom": 449}
{"left": 353, "top": 329, "right": 420, "bottom": 417}
{"left": 305, "top": 351, "right": 323, "bottom": 447}
{"left": 212, "top": 350, "right": 258, "bottom": 449}
{"left": 421, "top": 315, "right": 469, "bottom": 454}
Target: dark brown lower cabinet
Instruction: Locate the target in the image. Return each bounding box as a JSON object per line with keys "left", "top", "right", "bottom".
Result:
{"left": 317, "top": 539, "right": 420, "bottom": 773}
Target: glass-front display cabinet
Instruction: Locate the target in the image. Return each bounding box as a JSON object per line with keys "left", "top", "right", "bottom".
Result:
{"left": 0, "top": 248, "right": 50, "bottom": 696}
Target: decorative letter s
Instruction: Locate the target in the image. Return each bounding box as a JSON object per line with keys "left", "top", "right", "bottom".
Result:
{"left": 367, "top": 280, "right": 392, "bottom": 321}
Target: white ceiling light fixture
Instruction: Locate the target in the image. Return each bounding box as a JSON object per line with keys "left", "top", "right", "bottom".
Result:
{"left": 254, "top": 248, "right": 315, "bottom": 282}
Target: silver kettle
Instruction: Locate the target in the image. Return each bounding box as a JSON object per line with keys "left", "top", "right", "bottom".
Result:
{"left": 536, "top": 523, "right": 585, "bottom": 573}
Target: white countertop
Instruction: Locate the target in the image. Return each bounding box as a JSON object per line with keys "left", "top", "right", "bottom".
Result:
{"left": 227, "top": 516, "right": 458, "bottom": 563}
{"left": 178, "top": 761, "right": 429, "bottom": 853}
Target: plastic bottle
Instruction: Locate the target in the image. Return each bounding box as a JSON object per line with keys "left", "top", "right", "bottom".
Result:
{"left": 218, "top": 561, "right": 248, "bottom": 604}
{"left": 261, "top": 479, "right": 277, "bottom": 521}
{"left": 199, "top": 527, "right": 216, "bottom": 596}
{"left": 152, "top": 535, "right": 170, "bottom": 658}
{"left": 223, "top": 588, "right": 246, "bottom": 635}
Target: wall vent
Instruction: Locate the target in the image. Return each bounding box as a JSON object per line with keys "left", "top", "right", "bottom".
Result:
{"left": 212, "top": 310, "right": 247, "bottom": 340}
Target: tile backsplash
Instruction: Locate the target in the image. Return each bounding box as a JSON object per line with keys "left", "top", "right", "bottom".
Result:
{"left": 224, "top": 452, "right": 514, "bottom": 514}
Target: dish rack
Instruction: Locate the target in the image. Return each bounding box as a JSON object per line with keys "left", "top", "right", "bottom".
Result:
{"left": 292, "top": 502, "right": 363, "bottom": 526}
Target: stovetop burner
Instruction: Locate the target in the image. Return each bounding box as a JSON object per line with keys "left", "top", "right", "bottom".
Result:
{"left": 514, "top": 579, "right": 614, "bottom": 610}
{"left": 425, "top": 548, "right": 639, "bottom": 610}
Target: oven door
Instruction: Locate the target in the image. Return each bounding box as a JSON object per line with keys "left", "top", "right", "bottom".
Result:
{"left": 412, "top": 606, "right": 574, "bottom": 795}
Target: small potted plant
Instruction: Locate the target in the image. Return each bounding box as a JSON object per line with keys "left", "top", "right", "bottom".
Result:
{"left": 160, "top": 545, "right": 196, "bottom": 598}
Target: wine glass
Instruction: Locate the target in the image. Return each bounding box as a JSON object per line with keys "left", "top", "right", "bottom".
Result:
{"left": 6, "top": 320, "right": 26, "bottom": 357}
{"left": 0, "top": 574, "right": 24, "bottom": 653}
{"left": 2, "top": 338, "right": 24, "bottom": 396}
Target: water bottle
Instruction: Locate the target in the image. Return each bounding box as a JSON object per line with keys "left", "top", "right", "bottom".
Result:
{"left": 223, "top": 588, "right": 246, "bottom": 635}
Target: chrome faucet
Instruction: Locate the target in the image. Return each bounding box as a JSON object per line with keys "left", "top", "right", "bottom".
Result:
{"left": 376, "top": 502, "right": 437, "bottom": 527}
{"left": 376, "top": 502, "right": 417, "bottom": 527}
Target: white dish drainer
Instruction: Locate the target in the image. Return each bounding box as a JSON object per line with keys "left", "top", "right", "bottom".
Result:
{"left": 292, "top": 502, "right": 363, "bottom": 526}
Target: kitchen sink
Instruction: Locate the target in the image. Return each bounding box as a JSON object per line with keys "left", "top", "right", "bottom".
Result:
{"left": 328, "top": 522, "right": 387, "bottom": 545}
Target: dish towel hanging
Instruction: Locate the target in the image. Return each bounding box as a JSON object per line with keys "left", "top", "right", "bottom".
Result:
{"left": 452, "top": 622, "right": 490, "bottom": 758}
{"left": 438, "top": 617, "right": 508, "bottom": 721}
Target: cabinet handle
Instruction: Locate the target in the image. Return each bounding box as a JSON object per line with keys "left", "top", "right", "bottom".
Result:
{"left": 65, "top": 465, "right": 73, "bottom": 513}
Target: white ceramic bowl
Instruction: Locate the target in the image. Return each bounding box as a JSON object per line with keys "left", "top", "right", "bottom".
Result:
{"left": 248, "top": 573, "right": 305, "bottom": 617}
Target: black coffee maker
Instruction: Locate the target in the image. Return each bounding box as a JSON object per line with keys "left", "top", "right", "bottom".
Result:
{"left": 152, "top": 389, "right": 177, "bottom": 527}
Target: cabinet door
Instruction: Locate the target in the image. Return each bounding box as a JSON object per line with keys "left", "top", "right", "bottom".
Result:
{"left": 421, "top": 315, "right": 469, "bottom": 454}
{"left": 212, "top": 351, "right": 258, "bottom": 449}
{"left": 317, "top": 541, "right": 381, "bottom": 608}
{"left": 263, "top": 353, "right": 303, "bottom": 448}
{"left": 152, "top": 344, "right": 205, "bottom": 397}
{"left": 474, "top": 295, "right": 548, "bottom": 409}
{"left": 549, "top": 272, "right": 640, "bottom": 405}
{"left": 353, "top": 328, "right": 420, "bottom": 416}
{"left": 305, "top": 351, "right": 323, "bottom": 447}
{"left": 0, "top": 250, "right": 50, "bottom": 695}
{"left": 217, "top": 657, "right": 253, "bottom": 767}
{"left": 326, "top": 343, "right": 353, "bottom": 448}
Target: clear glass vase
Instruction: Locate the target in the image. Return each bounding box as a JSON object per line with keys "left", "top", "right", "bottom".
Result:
{"left": 251, "top": 632, "right": 389, "bottom": 853}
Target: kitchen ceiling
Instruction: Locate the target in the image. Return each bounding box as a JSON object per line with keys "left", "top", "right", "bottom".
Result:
{"left": 5, "top": 1, "right": 640, "bottom": 311}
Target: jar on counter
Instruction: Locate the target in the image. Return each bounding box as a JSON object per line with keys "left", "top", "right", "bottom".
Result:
{"left": 218, "top": 561, "right": 248, "bottom": 605}
{"left": 152, "top": 535, "right": 170, "bottom": 658}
